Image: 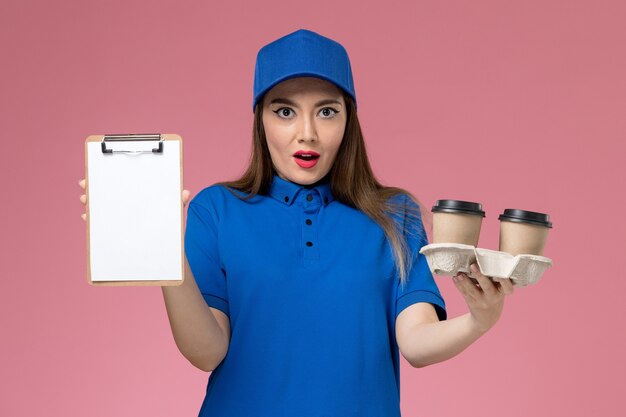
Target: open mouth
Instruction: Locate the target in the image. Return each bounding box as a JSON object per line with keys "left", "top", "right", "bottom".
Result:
{"left": 294, "top": 154, "right": 320, "bottom": 161}
{"left": 293, "top": 151, "right": 320, "bottom": 168}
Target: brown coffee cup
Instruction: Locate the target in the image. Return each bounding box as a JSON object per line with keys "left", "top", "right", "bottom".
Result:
{"left": 498, "top": 209, "right": 552, "bottom": 256}
{"left": 431, "top": 200, "right": 485, "bottom": 246}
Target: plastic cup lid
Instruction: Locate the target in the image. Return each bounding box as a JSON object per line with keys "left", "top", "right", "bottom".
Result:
{"left": 498, "top": 209, "right": 552, "bottom": 228}
{"left": 431, "top": 200, "right": 485, "bottom": 217}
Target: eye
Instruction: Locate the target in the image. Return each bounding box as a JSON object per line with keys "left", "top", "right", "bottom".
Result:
{"left": 319, "top": 107, "right": 340, "bottom": 119}
{"left": 273, "top": 107, "right": 295, "bottom": 119}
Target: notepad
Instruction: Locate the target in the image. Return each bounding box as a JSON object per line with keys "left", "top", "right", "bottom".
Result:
{"left": 84, "top": 134, "right": 184, "bottom": 286}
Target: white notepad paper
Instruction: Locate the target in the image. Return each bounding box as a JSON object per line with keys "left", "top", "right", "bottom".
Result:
{"left": 86, "top": 137, "right": 183, "bottom": 282}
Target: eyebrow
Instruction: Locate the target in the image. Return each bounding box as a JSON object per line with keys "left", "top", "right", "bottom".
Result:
{"left": 269, "top": 98, "right": 343, "bottom": 108}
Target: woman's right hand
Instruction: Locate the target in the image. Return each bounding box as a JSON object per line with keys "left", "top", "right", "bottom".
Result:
{"left": 78, "top": 178, "right": 191, "bottom": 222}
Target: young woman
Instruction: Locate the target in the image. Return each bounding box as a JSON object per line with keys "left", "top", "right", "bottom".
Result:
{"left": 80, "top": 28, "right": 514, "bottom": 417}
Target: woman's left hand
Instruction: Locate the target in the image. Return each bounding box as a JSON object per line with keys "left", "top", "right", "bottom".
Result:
{"left": 452, "top": 263, "right": 515, "bottom": 334}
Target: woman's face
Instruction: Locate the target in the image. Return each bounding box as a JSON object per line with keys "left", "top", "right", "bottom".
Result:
{"left": 262, "top": 77, "right": 347, "bottom": 186}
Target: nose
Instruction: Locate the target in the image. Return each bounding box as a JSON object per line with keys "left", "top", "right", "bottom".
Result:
{"left": 297, "top": 113, "right": 318, "bottom": 143}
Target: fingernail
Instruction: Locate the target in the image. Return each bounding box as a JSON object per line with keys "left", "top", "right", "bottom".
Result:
{"left": 470, "top": 264, "right": 478, "bottom": 273}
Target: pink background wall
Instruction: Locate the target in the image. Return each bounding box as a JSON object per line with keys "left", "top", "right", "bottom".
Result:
{"left": 1, "top": 0, "right": 624, "bottom": 415}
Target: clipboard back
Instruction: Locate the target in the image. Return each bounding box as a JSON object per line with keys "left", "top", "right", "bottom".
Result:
{"left": 84, "top": 133, "right": 185, "bottom": 286}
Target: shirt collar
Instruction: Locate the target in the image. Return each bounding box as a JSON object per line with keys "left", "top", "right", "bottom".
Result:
{"left": 268, "top": 174, "right": 335, "bottom": 207}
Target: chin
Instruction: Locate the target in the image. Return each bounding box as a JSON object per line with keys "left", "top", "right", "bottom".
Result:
{"left": 291, "top": 175, "right": 318, "bottom": 186}
{"left": 284, "top": 170, "right": 326, "bottom": 186}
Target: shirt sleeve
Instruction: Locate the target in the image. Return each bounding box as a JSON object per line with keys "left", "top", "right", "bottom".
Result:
{"left": 395, "top": 194, "right": 447, "bottom": 321}
{"left": 184, "top": 192, "right": 229, "bottom": 318}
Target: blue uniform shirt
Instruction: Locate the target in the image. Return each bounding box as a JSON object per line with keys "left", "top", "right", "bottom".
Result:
{"left": 185, "top": 174, "right": 446, "bottom": 417}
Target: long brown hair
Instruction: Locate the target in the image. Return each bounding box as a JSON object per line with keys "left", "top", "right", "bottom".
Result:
{"left": 217, "top": 92, "right": 430, "bottom": 286}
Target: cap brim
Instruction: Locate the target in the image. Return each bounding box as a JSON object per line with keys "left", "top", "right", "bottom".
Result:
{"left": 253, "top": 72, "right": 355, "bottom": 111}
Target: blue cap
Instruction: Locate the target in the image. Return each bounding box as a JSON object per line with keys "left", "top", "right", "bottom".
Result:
{"left": 253, "top": 29, "right": 357, "bottom": 112}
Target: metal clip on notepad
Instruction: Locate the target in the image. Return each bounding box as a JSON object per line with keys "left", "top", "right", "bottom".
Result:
{"left": 101, "top": 133, "right": 164, "bottom": 154}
